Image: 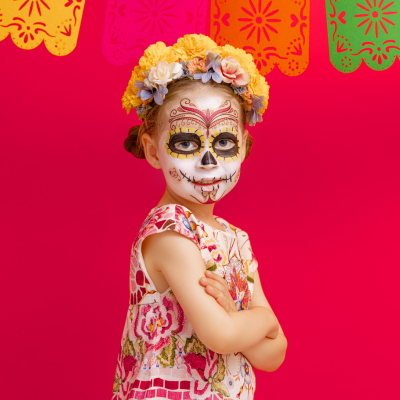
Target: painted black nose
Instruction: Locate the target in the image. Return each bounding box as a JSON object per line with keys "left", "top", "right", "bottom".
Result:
{"left": 201, "top": 151, "right": 217, "bottom": 165}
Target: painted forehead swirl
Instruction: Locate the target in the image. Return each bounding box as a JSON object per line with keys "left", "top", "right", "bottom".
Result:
{"left": 169, "top": 98, "right": 239, "bottom": 136}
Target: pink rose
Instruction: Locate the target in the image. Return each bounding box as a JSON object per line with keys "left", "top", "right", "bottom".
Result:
{"left": 215, "top": 56, "right": 250, "bottom": 87}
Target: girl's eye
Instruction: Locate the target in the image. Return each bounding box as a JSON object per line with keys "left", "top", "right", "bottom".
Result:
{"left": 211, "top": 132, "right": 239, "bottom": 157}
{"left": 168, "top": 132, "right": 202, "bottom": 155}
{"left": 176, "top": 141, "right": 198, "bottom": 151}
{"left": 215, "top": 139, "right": 234, "bottom": 150}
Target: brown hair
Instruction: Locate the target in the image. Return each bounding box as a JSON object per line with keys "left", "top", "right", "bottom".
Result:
{"left": 124, "top": 78, "right": 254, "bottom": 159}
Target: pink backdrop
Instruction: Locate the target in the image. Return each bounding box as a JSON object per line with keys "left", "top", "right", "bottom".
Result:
{"left": 1, "top": 1, "right": 400, "bottom": 399}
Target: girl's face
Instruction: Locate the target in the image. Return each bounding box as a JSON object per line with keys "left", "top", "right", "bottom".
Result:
{"left": 156, "top": 90, "right": 246, "bottom": 205}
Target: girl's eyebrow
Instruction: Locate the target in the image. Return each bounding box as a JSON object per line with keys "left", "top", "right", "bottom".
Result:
{"left": 169, "top": 132, "right": 201, "bottom": 140}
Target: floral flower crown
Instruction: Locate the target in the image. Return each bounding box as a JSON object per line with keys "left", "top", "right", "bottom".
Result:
{"left": 122, "top": 34, "right": 270, "bottom": 126}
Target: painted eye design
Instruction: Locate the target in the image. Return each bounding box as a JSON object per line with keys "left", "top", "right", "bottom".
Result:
{"left": 215, "top": 139, "right": 235, "bottom": 150}
{"left": 212, "top": 132, "right": 239, "bottom": 157}
{"left": 176, "top": 141, "right": 199, "bottom": 151}
{"left": 168, "top": 133, "right": 201, "bottom": 154}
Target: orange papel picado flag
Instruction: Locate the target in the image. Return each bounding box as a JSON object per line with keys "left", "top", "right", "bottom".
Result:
{"left": 210, "top": 0, "right": 310, "bottom": 76}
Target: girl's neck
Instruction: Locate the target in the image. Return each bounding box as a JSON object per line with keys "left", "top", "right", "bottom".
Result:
{"left": 157, "top": 186, "right": 224, "bottom": 230}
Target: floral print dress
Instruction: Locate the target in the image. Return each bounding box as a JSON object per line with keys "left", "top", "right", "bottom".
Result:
{"left": 112, "top": 204, "right": 259, "bottom": 400}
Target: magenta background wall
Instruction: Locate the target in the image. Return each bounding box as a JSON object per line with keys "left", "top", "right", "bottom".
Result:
{"left": 1, "top": 1, "right": 399, "bottom": 399}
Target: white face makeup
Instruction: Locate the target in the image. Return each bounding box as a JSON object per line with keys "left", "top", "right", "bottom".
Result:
{"left": 157, "top": 94, "right": 244, "bottom": 205}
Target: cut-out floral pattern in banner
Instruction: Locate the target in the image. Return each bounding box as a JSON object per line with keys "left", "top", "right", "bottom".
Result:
{"left": 210, "top": 0, "right": 310, "bottom": 76}
{"left": 102, "top": 0, "right": 208, "bottom": 66}
{"left": 325, "top": 0, "right": 400, "bottom": 72}
{"left": 0, "top": 0, "right": 86, "bottom": 56}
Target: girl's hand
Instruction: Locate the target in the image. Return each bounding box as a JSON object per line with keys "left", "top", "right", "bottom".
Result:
{"left": 199, "top": 270, "right": 238, "bottom": 314}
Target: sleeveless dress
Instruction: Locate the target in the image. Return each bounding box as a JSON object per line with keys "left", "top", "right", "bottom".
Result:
{"left": 112, "top": 204, "right": 259, "bottom": 400}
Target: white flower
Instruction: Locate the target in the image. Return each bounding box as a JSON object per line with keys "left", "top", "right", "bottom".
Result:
{"left": 144, "top": 61, "right": 183, "bottom": 86}
{"left": 143, "top": 78, "right": 153, "bottom": 89}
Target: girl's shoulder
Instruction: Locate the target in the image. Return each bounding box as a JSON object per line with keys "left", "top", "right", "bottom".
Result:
{"left": 135, "top": 203, "right": 200, "bottom": 248}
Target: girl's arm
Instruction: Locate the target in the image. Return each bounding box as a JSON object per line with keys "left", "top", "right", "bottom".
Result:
{"left": 240, "top": 333, "right": 287, "bottom": 372}
{"left": 142, "top": 230, "right": 279, "bottom": 355}
{"left": 239, "top": 270, "right": 288, "bottom": 371}
{"left": 198, "top": 269, "right": 287, "bottom": 371}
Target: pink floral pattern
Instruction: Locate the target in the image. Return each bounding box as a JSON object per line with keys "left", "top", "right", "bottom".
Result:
{"left": 112, "top": 204, "right": 258, "bottom": 399}
{"left": 133, "top": 296, "right": 186, "bottom": 352}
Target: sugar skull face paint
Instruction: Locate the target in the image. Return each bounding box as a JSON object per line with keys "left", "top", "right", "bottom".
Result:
{"left": 158, "top": 96, "right": 244, "bottom": 205}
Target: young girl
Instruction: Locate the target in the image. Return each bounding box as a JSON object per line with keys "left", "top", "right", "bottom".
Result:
{"left": 112, "top": 34, "right": 287, "bottom": 400}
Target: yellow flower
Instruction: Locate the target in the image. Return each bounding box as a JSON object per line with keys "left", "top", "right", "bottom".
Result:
{"left": 258, "top": 100, "right": 268, "bottom": 115}
{"left": 219, "top": 44, "right": 258, "bottom": 77}
{"left": 122, "top": 91, "right": 143, "bottom": 114}
{"left": 126, "top": 66, "right": 145, "bottom": 93}
{"left": 249, "top": 74, "right": 270, "bottom": 114}
{"left": 168, "top": 46, "right": 188, "bottom": 62}
{"left": 139, "top": 42, "right": 171, "bottom": 70}
{"left": 163, "top": 47, "right": 185, "bottom": 64}
{"left": 139, "top": 42, "right": 183, "bottom": 70}
{"left": 122, "top": 66, "right": 145, "bottom": 113}
{"left": 173, "top": 34, "right": 219, "bottom": 60}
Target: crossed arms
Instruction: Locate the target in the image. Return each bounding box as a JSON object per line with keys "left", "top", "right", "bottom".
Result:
{"left": 142, "top": 230, "right": 288, "bottom": 372}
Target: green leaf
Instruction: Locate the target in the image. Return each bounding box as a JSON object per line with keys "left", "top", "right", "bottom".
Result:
{"left": 184, "top": 334, "right": 207, "bottom": 356}
{"left": 211, "top": 356, "right": 230, "bottom": 397}
{"left": 122, "top": 338, "right": 136, "bottom": 358}
{"left": 138, "top": 341, "right": 146, "bottom": 361}
{"left": 157, "top": 337, "right": 177, "bottom": 368}
{"left": 207, "top": 263, "right": 217, "bottom": 272}
{"left": 247, "top": 275, "right": 254, "bottom": 283}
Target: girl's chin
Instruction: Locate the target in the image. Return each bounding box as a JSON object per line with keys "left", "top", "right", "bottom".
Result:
{"left": 167, "top": 180, "right": 236, "bottom": 205}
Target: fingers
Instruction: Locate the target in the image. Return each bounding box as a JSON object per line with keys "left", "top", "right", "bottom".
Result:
{"left": 204, "top": 270, "right": 227, "bottom": 290}
{"left": 205, "top": 272, "right": 238, "bottom": 313}
{"left": 216, "top": 295, "right": 229, "bottom": 312}
{"left": 201, "top": 272, "right": 231, "bottom": 301}
{"left": 204, "top": 284, "right": 227, "bottom": 310}
{"left": 205, "top": 270, "right": 225, "bottom": 285}
{"left": 200, "top": 273, "right": 231, "bottom": 311}
{"left": 200, "top": 276, "right": 225, "bottom": 299}
{"left": 200, "top": 276, "right": 225, "bottom": 294}
{"left": 204, "top": 282, "right": 220, "bottom": 298}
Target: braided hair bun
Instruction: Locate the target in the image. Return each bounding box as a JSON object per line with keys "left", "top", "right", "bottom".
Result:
{"left": 124, "top": 125, "right": 146, "bottom": 159}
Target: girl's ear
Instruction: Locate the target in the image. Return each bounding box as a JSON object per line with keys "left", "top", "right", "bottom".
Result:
{"left": 241, "top": 129, "right": 249, "bottom": 162}
{"left": 142, "top": 133, "right": 162, "bottom": 169}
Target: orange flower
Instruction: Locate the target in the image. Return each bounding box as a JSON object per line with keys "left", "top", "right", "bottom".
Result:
{"left": 243, "top": 87, "right": 252, "bottom": 105}
{"left": 187, "top": 57, "right": 207, "bottom": 74}
{"left": 242, "top": 87, "right": 253, "bottom": 111}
